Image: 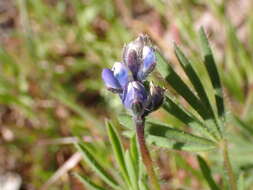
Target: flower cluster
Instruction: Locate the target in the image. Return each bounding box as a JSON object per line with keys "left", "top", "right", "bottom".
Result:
{"left": 102, "top": 35, "right": 164, "bottom": 116}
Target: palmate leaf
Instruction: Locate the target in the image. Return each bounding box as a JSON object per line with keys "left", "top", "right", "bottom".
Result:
{"left": 106, "top": 121, "right": 131, "bottom": 186}
{"left": 163, "top": 95, "right": 218, "bottom": 141}
{"left": 156, "top": 51, "right": 210, "bottom": 120}
{"left": 174, "top": 44, "right": 215, "bottom": 119}
{"left": 199, "top": 27, "right": 225, "bottom": 119}
{"left": 146, "top": 121, "right": 217, "bottom": 152}
{"left": 197, "top": 155, "right": 220, "bottom": 190}
{"left": 156, "top": 33, "right": 224, "bottom": 139}
{"left": 75, "top": 143, "right": 119, "bottom": 189}
{"left": 74, "top": 173, "right": 109, "bottom": 190}
{"left": 117, "top": 114, "right": 217, "bottom": 151}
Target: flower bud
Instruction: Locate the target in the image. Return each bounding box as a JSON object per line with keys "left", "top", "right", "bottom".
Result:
{"left": 123, "top": 36, "right": 145, "bottom": 79}
{"left": 144, "top": 83, "right": 164, "bottom": 115}
{"left": 138, "top": 46, "right": 156, "bottom": 80}
{"left": 125, "top": 50, "right": 139, "bottom": 79}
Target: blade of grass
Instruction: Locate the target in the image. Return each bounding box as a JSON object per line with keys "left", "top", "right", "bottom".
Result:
{"left": 75, "top": 143, "right": 119, "bottom": 189}
{"left": 51, "top": 87, "right": 102, "bottom": 128}
{"left": 233, "top": 115, "right": 253, "bottom": 136}
{"left": 237, "top": 173, "right": 244, "bottom": 190}
{"left": 74, "top": 173, "right": 110, "bottom": 190}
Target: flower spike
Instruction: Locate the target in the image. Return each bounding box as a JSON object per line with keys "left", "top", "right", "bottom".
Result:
{"left": 102, "top": 34, "right": 164, "bottom": 116}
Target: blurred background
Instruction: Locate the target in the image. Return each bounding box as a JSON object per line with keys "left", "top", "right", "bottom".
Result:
{"left": 1, "top": 0, "right": 253, "bottom": 189}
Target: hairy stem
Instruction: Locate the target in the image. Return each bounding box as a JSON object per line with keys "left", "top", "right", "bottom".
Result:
{"left": 135, "top": 116, "right": 161, "bottom": 190}
{"left": 221, "top": 139, "right": 237, "bottom": 190}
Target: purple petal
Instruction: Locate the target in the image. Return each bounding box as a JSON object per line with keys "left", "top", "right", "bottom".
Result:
{"left": 138, "top": 46, "right": 156, "bottom": 80}
{"left": 112, "top": 62, "right": 129, "bottom": 88}
{"left": 102, "top": 68, "right": 122, "bottom": 93}
{"left": 125, "top": 50, "right": 139, "bottom": 80}
{"left": 123, "top": 81, "right": 147, "bottom": 110}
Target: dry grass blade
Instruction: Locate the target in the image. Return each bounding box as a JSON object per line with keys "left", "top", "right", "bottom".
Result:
{"left": 40, "top": 152, "right": 82, "bottom": 190}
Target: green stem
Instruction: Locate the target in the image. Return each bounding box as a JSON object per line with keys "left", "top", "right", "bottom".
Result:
{"left": 135, "top": 116, "right": 161, "bottom": 190}
{"left": 221, "top": 139, "right": 237, "bottom": 190}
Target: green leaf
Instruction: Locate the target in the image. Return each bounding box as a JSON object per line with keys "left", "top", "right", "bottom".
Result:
{"left": 125, "top": 150, "right": 139, "bottom": 190}
{"left": 163, "top": 95, "right": 195, "bottom": 124}
{"left": 138, "top": 162, "right": 149, "bottom": 190}
{"left": 156, "top": 50, "right": 210, "bottom": 120}
{"left": 74, "top": 173, "right": 109, "bottom": 190}
{"left": 199, "top": 27, "right": 224, "bottom": 119}
{"left": 75, "top": 143, "right": 119, "bottom": 189}
{"left": 162, "top": 95, "right": 217, "bottom": 140}
{"left": 106, "top": 121, "right": 131, "bottom": 186}
{"left": 174, "top": 44, "right": 215, "bottom": 119}
{"left": 233, "top": 115, "right": 253, "bottom": 136}
{"left": 146, "top": 121, "right": 217, "bottom": 152}
{"left": 237, "top": 173, "right": 244, "bottom": 190}
{"left": 174, "top": 153, "right": 203, "bottom": 180}
{"left": 197, "top": 155, "right": 220, "bottom": 190}
{"left": 130, "top": 135, "right": 139, "bottom": 175}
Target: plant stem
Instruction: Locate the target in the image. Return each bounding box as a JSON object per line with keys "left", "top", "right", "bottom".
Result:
{"left": 135, "top": 116, "right": 161, "bottom": 190}
{"left": 221, "top": 139, "right": 237, "bottom": 190}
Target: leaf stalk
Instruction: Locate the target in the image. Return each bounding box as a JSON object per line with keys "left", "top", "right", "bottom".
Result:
{"left": 221, "top": 139, "right": 237, "bottom": 190}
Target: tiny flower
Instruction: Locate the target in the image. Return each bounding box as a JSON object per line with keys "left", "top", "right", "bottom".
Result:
{"left": 123, "top": 81, "right": 147, "bottom": 114}
{"left": 138, "top": 46, "right": 156, "bottom": 81}
{"left": 102, "top": 68, "right": 122, "bottom": 93}
{"left": 112, "top": 62, "right": 129, "bottom": 88}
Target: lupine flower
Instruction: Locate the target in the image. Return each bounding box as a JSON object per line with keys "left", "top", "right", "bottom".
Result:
{"left": 102, "top": 35, "right": 164, "bottom": 116}
{"left": 123, "top": 81, "right": 147, "bottom": 114}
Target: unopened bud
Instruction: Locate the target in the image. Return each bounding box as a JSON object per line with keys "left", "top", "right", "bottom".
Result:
{"left": 131, "top": 100, "right": 143, "bottom": 115}
{"left": 144, "top": 83, "right": 165, "bottom": 115}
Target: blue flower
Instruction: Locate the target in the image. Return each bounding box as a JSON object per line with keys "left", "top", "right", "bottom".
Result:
{"left": 122, "top": 81, "right": 147, "bottom": 113}
{"left": 102, "top": 35, "right": 163, "bottom": 116}
{"left": 138, "top": 46, "right": 156, "bottom": 81}
{"left": 102, "top": 61, "right": 129, "bottom": 91}
{"left": 112, "top": 62, "right": 129, "bottom": 88}
{"left": 123, "top": 36, "right": 156, "bottom": 81}
{"left": 102, "top": 68, "right": 123, "bottom": 93}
